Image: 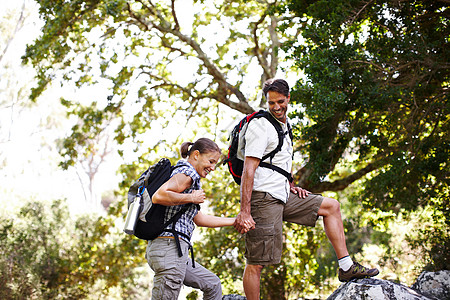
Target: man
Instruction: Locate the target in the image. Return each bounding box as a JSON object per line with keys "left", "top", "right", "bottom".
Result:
{"left": 233, "top": 78, "right": 379, "bottom": 300}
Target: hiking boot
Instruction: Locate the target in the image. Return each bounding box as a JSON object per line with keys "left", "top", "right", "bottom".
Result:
{"left": 338, "top": 261, "right": 379, "bottom": 282}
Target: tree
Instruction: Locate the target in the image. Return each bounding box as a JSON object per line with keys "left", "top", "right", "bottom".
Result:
{"left": 284, "top": 0, "right": 449, "bottom": 268}
{"left": 285, "top": 0, "right": 449, "bottom": 196}
{"left": 24, "top": 0, "right": 448, "bottom": 213}
{"left": 0, "top": 200, "right": 148, "bottom": 299}
{"left": 23, "top": 0, "right": 299, "bottom": 206}
{"left": 58, "top": 99, "right": 117, "bottom": 209}
{"left": 1, "top": 0, "right": 31, "bottom": 143}
{"left": 21, "top": 0, "right": 449, "bottom": 297}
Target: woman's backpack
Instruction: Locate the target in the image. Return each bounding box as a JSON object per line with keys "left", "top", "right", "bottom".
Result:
{"left": 124, "top": 158, "right": 192, "bottom": 241}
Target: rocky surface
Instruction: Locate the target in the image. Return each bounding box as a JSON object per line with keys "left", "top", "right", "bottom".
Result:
{"left": 327, "top": 278, "right": 431, "bottom": 299}
{"left": 412, "top": 270, "right": 450, "bottom": 300}
{"left": 222, "top": 270, "right": 450, "bottom": 300}
{"left": 327, "top": 270, "right": 450, "bottom": 300}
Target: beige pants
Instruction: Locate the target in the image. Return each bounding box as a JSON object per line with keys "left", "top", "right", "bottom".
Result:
{"left": 146, "top": 237, "right": 222, "bottom": 300}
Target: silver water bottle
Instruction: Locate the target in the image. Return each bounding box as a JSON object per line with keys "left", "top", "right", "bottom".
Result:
{"left": 123, "top": 195, "right": 142, "bottom": 235}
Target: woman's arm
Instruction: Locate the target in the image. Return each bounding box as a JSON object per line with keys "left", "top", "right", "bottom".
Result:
{"left": 194, "top": 211, "right": 236, "bottom": 228}
{"left": 152, "top": 173, "right": 205, "bottom": 206}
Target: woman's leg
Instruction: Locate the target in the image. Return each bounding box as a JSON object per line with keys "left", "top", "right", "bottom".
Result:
{"left": 146, "top": 238, "right": 189, "bottom": 300}
{"left": 184, "top": 259, "right": 222, "bottom": 300}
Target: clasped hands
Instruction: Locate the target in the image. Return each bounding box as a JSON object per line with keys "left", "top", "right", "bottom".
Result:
{"left": 233, "top": 212, "right": 255, "bottom": 234}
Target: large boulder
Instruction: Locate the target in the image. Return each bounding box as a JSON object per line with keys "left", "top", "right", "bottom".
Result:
{"left": 327, "top": 278, "right": 432, "bottom": 300}
{"left": 412, "top": 270, "right": 450, "bottom": 300}
{"left": 223, "top": 270, "right": 450, "bottom": 300}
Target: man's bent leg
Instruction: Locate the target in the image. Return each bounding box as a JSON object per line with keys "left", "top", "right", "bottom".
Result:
{"left": 318, "top": 197, "right": 379, "bottom": 281}
{"left": 317, "top": 197, "right": 349, "bottom": 259}
{"left": 243, "top": 264, "right": 264, "bottom": 300}
{"left": 283, "top": 193, "right": 348, "bottom": 257}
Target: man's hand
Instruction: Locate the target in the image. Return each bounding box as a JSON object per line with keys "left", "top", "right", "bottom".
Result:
{"left": 290, "top": 186, "right": 311, "bottom": 198}
{"left": 233, "top": 211, "right": 256, "bottom": 234}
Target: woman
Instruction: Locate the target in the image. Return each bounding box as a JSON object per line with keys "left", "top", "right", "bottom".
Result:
{"left": 146, "top": 138, "right": 235, "bottom": 300}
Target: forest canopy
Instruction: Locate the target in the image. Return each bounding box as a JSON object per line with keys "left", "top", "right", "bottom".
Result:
{"left": 7, "top": 0, "right": 448, "bottom": 298}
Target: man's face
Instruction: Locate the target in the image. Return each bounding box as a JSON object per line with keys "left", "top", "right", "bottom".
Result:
{"left": 267, "top": 90, "right": 290, "bottom": 123}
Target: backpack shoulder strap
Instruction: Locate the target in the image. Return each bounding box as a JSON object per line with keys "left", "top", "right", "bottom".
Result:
{"left": 287, "top": 121, "right": 293, "bottom": 144}
{"left": 260, "top": 111, "right": 286, "bottom": 161}
{"left": 259, "top": 111, "right": 294, "bottom": 183}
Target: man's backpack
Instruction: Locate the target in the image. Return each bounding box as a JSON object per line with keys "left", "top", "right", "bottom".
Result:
{"left": 124, "top": 158, "right": 193, "bottom": 242}
{"left": 224, "top": 110, "right": 294, "bottom": 185}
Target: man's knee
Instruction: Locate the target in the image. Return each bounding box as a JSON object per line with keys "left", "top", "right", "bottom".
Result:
{"left": 245, "top": 264, "right": 264, "bottom": 275}
{"left": 319, "top": 197, "right": 341, "bottom": 216}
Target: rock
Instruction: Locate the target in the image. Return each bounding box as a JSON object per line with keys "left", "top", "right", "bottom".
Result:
{"left": 222, "top": 294, "right": 246, "bottom": 300}
{"left": 327, "top": 278, "right": 432, "bottom": 300}
{"left": 223, "top": 270, "right": 450, "bottom": 300}
{"left": 412, "top": 270, "right": 450, "bottom": 300}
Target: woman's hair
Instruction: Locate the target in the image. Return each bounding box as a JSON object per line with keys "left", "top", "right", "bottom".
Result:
{"left": 180, "top": 138, "right": 221, "bottom": 158}
{"left": 262, "top": 78, "right": 290, "bottom": 98}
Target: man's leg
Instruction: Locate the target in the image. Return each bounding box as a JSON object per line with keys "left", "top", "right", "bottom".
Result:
{"left": 317, "top": 197, "right": 349, "bottom": 259}
{"left": 317, "top": 196, "right": 379, "bottom": 281}
{"left": 244, "top": 192, "right": 284, "bottom": 299}
{"left": 284, "top": 192, "right": 379, "bottom": 281}
{"left": 243, "top": 264, "right": 264, "bottom": 300}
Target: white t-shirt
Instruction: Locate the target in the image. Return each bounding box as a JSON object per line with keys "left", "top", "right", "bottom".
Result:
{"left": 241, "top": 116, "right": 293, "bottom": 202}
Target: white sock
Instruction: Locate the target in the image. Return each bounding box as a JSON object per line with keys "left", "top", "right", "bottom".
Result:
{"left": 338, "top": 256, "right": 353, "bottom": 271}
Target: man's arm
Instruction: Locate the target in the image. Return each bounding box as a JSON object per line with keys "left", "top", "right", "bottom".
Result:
{"left": 234, "top": 156, "right": 259, "bottom": 234}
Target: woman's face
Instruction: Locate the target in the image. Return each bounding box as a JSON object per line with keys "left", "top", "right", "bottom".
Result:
{"left": 191, "top": 150, "right": 221, "bottom": 178}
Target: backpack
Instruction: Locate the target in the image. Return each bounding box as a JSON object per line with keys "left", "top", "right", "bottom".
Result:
{"left": 224, "top": 110, "right": 294, "bottom": 185}
{"left": 124, "top": 158, "right": 195, "bottom": 243}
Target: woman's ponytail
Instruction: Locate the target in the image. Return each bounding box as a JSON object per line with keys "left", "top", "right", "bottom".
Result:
{"left": 180, "top": 142, "right": 194, "bottom": 158}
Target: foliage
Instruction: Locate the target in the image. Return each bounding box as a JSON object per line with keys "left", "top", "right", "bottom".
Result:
{"left": 284, "top": 0, "right": 449, "bottom": 271}
{"left": 23, "top": 0, "right": 448, "bottom": 227}
{"left": 0, "top": 199, "right": 148, "bottom": 299}
{"left": 285, "top": 0, "right": 449, "bottom": 195}
{"left": 19, "top": 0, "right": 449, "bottom": 297}
{"left": 408, "top": 191, "right": 450, "bottom": 271}
{"left": 22, "top": 0, "right": 299, "bottom": 171}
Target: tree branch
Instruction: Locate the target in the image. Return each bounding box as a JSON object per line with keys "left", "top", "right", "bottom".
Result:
{"left": 130, "top": 1, "right": 255, "bottom": 114}
{"left": 303, "top": 158, "right": 389, "bottom": 193}
{"left": 171, "top": 0, "right": 180, "bottom": 31}
{"left": 252, "top": 13, "right": 271, "bottom": 81}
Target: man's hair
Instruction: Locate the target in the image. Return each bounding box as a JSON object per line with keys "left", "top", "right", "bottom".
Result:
{"left": 262, "top": 79, "right": 290, "bottom": 98}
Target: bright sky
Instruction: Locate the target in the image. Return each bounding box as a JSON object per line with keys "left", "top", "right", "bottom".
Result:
{"left": 0, "top": 0, "right": 120, "bottom": 214}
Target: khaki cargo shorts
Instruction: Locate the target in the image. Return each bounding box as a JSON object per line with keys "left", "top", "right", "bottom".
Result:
{"left": 245, "top": 191, "right": 323, "bottom": 265}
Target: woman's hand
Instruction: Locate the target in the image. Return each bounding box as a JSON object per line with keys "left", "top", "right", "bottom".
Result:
{"left": 234, "top": 211, "right": 256, "bottom": 234}
{"left": 189, "top": 190, "right": 205, "bottom": 204}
